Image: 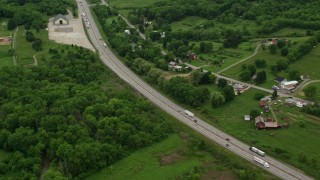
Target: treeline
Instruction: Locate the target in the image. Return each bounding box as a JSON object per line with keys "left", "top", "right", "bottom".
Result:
{"left": 288, "top": 36, "right": 319, "bottom": 63}
{"left": 2, "top": 0, "right": 76, "bottom": 31}
{"left": 0, "top": 46, "right": 173, "bottom": 178}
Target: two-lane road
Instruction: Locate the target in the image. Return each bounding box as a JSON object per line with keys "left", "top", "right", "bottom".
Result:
{"left": 78, "top": 1, "right": 313, "bottom": 179}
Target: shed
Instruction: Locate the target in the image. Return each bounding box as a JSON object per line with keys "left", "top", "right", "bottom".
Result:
{"left": 244, "top": 115, "right": 251, "bottom": 121}
{"left": 53, "top": 14, "right": 69, "bottom": 25}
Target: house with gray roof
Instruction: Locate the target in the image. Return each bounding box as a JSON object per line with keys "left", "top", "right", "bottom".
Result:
{"left": 53, "top": 14, "right": 69, "bottom": 25}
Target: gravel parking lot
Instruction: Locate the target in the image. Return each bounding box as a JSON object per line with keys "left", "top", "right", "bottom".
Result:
{"left": 48, "top": 10, "right": 95, "bottom": 52}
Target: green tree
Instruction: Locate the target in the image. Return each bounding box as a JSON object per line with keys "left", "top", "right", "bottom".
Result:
{"left": 269, "top": 44, "right": 277, "bottom": 54}
{"left": 304, "top": 86, "right": 317, "bottom": 98}
{"left": 210, "top": 92, "right": 225, "bottom": 107}
{"left": 272, "top": 90, "right": 278, "bottom": 100}
{"left": 281, "top": 47, "right": 289, "bottom": 56}
{"left": 254, "top": 93, "right": 265, "bottom": 100}
{"left": 277, "top": 39, "right": 286, "bottom": 49}
{"left": 255, "top": 71, "right": 266, "bottom": 84}
{"left": 217, "top": 78, "right": 228, "bottom": 88}
{"left": 247, "top": 64, "right": 256, "bottom": 76}
{"left": 288, "top": 70, "right": 301, "bottom": 80}
{"left": 250, "top": 109, "right": 261, "bottom": 119}
{"left": 222, "top": 85, "right": 235, "bottom": 102}
{"left": 239, "top": 70, "right": 251, "bottom": 81}
{"left": 275, "top": 59, "right": 289, "bottom": 71}
{"left": 7, "top": 19, "right": 17, "bottom": 30}
{"left": 254, "top": 59, "right": 266, "bottom": 68}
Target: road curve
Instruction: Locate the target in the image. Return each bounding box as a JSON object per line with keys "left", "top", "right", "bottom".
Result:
{"left": 79, "top": 1, "right": 313, "bottom": 179}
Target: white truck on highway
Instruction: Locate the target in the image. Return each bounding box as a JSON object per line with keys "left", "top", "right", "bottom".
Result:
{"left": 254, "top": 156, "right": 269, "bottom": 168}
{"left": 250, "top": 146, "right": 266, "bottom": 157}
{"left": 184, "top": 110, "right": 194, "bottom": 118}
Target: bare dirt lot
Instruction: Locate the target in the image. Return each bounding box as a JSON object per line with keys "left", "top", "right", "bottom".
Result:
{"left": 48, "top": 10, "right": 95, "bottom": 52}
{"left": 0, "top": 37, "right": 11, "bottom": 45}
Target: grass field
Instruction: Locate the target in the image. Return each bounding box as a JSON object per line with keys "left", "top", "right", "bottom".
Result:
{"left": 84, "top": 134, "right": 209, "bottom": 180}
{"left": 290, "top": 45, "right": 320, "bottom": 79}
{"left": 15, "top": 26, "right": 59, "bottom": 66}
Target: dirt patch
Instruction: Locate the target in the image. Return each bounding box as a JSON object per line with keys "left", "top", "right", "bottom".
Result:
{"left": 0, "top": 36, "right": 11, "bottom": 45}
{"left": 201, "top": 170, "right": 237, "bottom": 180}
{"left": 160, "top": 152, "right": 184, "bottom": 166}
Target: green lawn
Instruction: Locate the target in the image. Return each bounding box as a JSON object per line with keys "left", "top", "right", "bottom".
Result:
{"left": 290, "top": 45, "right": 320, "bottom": 79}
{"left": 15, "top": 26, "right": 59, "bottom": 66}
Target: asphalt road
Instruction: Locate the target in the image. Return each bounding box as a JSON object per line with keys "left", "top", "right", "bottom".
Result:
{"left": 78, "top": 1, "right": 313, "bottom": 179}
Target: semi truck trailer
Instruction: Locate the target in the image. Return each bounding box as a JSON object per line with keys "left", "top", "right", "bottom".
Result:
{"left": 184, "top": 110, "right": 194, "bottom": 118}
{"left": 253, "top": 156, "right": 269, "bottom": 168}
{"left": 250, "top": 146, "right": 266, "bottom": 156}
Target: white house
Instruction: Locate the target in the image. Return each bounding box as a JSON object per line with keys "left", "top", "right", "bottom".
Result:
{"left": 281, "top": 80, "right": 298, "bottom": 90}
{"left": 53, "top": 14, "right": 69, "bottom": 25}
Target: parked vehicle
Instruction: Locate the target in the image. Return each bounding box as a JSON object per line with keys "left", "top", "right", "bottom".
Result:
{"left": 103, "top": 43, "right": 107, "bottom": 47}
{"left": 184, "top": 110, "right": 194, "bottom": 118}
{"left": 250, "top": 147, "right": 266, "bottom": 157}
{"left": 253, "top": 156, "right": 269, "bottom": 168}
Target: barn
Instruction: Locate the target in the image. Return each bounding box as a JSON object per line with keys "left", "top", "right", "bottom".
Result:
{"left": 53, "top": 14, "right": 69, "bottom": 25}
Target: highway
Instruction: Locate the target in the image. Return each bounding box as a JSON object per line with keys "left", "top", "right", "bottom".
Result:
{"left": 78, "top": 1, "right": 313, "bottom": 179}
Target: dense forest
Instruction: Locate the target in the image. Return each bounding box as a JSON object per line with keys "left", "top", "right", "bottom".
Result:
{"left": 0, "top": 46, "right": 173, "bottom": 178}
{"left": 1, "top": 0, "right": 76, "bottom": 31}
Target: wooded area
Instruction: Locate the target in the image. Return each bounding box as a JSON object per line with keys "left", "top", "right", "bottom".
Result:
{"left": 0, "top": 46, "right": 173, "bottom": 178}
